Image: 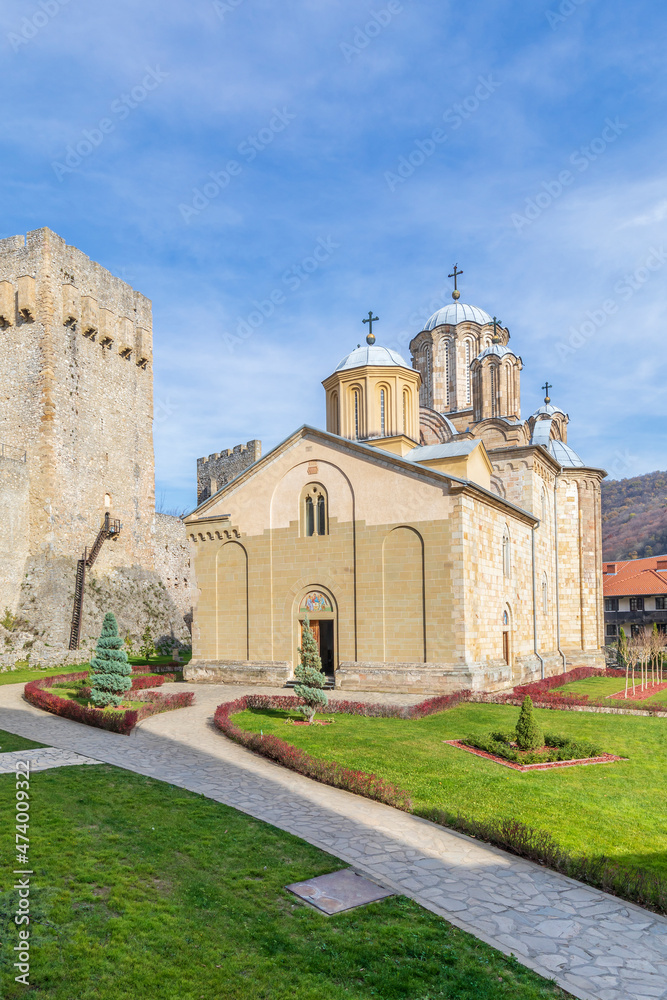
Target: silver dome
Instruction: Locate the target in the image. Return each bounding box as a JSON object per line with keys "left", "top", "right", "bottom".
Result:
{"left": 423, "top": 302, "right": 492, "bottom": 330}
{"left": 475, "top": 342, "right": 516, "bottom": 361}
{"left": 335, "top": 344, "right": 411, "bottom": 372}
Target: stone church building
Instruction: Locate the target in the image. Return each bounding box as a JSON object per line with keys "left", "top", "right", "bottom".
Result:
{"left": 186, "top": 293, "right": 606, "bottom": 693}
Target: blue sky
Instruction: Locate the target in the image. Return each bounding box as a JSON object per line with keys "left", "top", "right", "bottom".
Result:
{"left": 1, "top": 0, "right": 665, "bottom": 511}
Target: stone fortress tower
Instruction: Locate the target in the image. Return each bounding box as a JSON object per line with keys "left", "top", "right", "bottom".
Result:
{"left": 0, "top": 228, "right": 192, "bottom": 662}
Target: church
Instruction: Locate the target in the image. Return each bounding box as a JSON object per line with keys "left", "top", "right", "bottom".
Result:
{"left": 185, "top": 280, "right": 606, "bottom": 693}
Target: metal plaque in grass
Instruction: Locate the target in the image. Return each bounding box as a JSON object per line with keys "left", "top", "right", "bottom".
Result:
{"left": 285, "top": 869, "right": 393, "bottom": 914}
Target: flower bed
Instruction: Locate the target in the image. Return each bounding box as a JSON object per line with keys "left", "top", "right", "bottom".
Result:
{"left": 483, "top": 667, "right": 667, "bottom": 715}
{"left": 213, "top": 695, "right": 412, "bottom": 809}
{"left": 606, "top": 681, "right": 667, "bottom": 702}
{"left": 24, "top": 672, "right": 194, "bottom": 734}
{"left": 459, "top": 728, "right": 606, "bottom": 765}
{"left": 445, "top": 740, "right": 627, "bottom": 772}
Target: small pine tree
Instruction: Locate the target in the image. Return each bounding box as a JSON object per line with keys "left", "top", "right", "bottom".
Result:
{"left": 514, "top": 695, "right": 543, "bottom": 750}
{"left": 89, "top": 612, "right": 132, "bottom": 708}
{"left": 139, "top": 624, "right": 155, "bottom": 661}
{"left": 294, "top": 616, "right": 328, "bottom": 723}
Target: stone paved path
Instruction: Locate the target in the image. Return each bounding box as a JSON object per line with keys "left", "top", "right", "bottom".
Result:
{"left": 0, "top": 746, "right": 100, "bottom": 773}
{"left": 0, "top": 681, "right": 665, "bottom": 1000}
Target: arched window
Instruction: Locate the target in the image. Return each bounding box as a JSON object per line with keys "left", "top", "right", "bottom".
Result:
{"left": 104, "top": 492, "right": 111, "bottom": 508}
{"left": 464, "top": 340, "right": 472, "bottom": 405}
{"left": 502, "top": 525, "right": 511, "bottom": 578}
{"left": 542, "top": 573, "right": 549, "bottom": 613}
{"left": 352, "top": 388, "right": 361, "bottom": 439}
{"left": 420, "top": 346, "right": 431, "bottom": 406}
{"left": 302, "top": 483, "right": 328, "bottom": 537}
{"left": 502, "top": 609, "right": 509, "bottom": 626}
{"left": 403, "top": 388, "right": 411, "bottom": 437}
{"left": 491, "top": 366, "right": 497, "bottom": 418}
{"left": 380, "top": 387, "right": 386, "bottom": 436}
{"left": 331, "top": 391, "right": 339, "bottom": 435}
{"left": 442, "top": 341, "right": 450, "bottom": 406}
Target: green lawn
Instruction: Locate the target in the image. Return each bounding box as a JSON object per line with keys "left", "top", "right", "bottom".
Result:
{"left": 559, "top": 674, "right": 667, "bottom": 704}
{"left": 0, "top": 765, "right": 569, "bottom": 1000}
{"left": 232, "top": 702, "right": 667, "bottom": 876}
{"left": 49, "top": 684, "right": 149, "bottom": 712}
{"left": 0, "top": 726, "right": 46, "bottom": 752}
{"left": 0, "top": 665, "right": 89, "bottom": 687}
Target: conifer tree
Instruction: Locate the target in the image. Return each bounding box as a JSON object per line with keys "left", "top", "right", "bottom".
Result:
{"left": 294, "top": 616, "right": 328, "bottom": 723}
{"left": 514, "top": 695, "right": 543, "bottom": 750}
{"left": 89, "top": 612, "right": 132, "bottom": 708}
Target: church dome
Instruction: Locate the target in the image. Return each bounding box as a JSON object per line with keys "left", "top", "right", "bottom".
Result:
{"left": 475, "top": 342, "right": 516, "bottom": 361}
{"left": 423, "top": 302, "right": 492, "bottom": 331}
{"left": 335, "top": 344, "right": 411, "bottom": 372}
{"left": 532, "top": 402, "right": 566, "bottom": 417}
{"left": 548, "top": 439, "right": 584, "bottom": 468}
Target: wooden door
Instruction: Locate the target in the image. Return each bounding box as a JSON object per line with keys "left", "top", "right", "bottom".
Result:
{"left": 303, "top": 620, "right": 320, "bottom": 651}
{"left": 502, "top": 631, "right": 510, "bottom": 665}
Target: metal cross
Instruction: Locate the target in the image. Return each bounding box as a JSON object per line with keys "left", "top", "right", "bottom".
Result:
{"left": 448, "top": 263, "right": 463, "bottom": 292}
{"left": 542, "top": 381, "right": 552, "bottom": 401}
{"left": 492, "top": 316, "right": 503, "bottom": 341}
{"left": 362, "top": 311, "right": 379, "bottom": 336}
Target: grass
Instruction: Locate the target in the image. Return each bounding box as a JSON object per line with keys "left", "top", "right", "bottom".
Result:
{"left": 232, "top": 702, "right": 667, "bottom": 878}
{"left": 0, "top": 726, "right": 46, "bottom": 752}
{"left": 49, "top": 684, "right": 148, "bottom": 712}
{"left": 0, "top": 765, "right": 570, "bottom": 1000}
{"left": 0, "top": 665, "right": 90, "bottom": 687}
{"left": 559, "top": 674, "right": 667, "bottom": 704}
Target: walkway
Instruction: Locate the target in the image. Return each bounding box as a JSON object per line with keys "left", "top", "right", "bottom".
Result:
{"left": 0, "top": 681, "right": 665, "bottom": 1000}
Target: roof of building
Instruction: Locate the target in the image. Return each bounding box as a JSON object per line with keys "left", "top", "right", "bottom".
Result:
{"left": 603, "top": 555, "right": 667, "bottom": 596}
{"left": 475, "top": 342, "right": 516, "bottom": 361}
{"left": 546, "top": 439, "right": 584, "bottom": 468}
{"left": 422, "top": 302, "right": 492, "bottom": 330}
{"left": 405, "top": 441, "right": 481, "bottom": 462}
{"left": 334, "top": 343, "right": 411, "bottom": 372}
{"left": 532, "top": 402, "right": 566, "bottom": 418}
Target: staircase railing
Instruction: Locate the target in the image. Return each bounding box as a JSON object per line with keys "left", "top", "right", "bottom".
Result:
{"left": 68, "top": 514, "right": 122, "bottom": 650}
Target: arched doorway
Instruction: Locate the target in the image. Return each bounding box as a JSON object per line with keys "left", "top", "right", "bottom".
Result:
{"left": 295, "top": 589, "right": 336, "bottom": 677}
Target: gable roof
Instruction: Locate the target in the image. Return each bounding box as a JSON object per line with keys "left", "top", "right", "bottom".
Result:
{"left": 603, "top": 555, "right": 667, "bottom": 596}
{"left": 185, "top": 424, "right": 538, "bottom": 527}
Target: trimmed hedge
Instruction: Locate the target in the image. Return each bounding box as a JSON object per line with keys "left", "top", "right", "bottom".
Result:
{"left": 24, "top": 672, "right": 194, "bottom": 734}
{"left": 213, "top": 696, "right": 412, "bottom": 810}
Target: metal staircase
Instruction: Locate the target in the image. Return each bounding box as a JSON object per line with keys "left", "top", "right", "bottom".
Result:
{"left": 68, "top": 513, "right": 121, "bottom": 650}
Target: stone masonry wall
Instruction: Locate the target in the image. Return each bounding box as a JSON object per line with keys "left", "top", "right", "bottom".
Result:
{"left": 196, "top": 440, "right": 261, "bottom": 504}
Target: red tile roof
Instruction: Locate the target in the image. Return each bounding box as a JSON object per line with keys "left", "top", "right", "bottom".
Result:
{"left": 603, "top": 555, "right": 667, "bottom": 596}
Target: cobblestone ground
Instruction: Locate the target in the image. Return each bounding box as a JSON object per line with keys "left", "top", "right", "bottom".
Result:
{"left": 0, "top": 681, "right": 665, "bottom": 1000}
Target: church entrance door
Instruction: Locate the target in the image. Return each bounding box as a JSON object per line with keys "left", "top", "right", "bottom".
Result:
{"left": 302, "top": 619, "right": 334, "bottom": 677}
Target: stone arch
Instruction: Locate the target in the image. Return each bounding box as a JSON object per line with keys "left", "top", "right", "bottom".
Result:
{"left": 382, "top": 526, "right": 425, "bottom": 662}
{"left": 216, "top": 541, "right": 248, "bottom": 659}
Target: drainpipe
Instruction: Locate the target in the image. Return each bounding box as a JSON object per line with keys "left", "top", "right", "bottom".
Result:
{"left": 530, "top": 527, "right": 545, "bottom": 680}
{"left": 532, "top": 525, "right": 545, "bottom": 680}
{"left": 553, "top": 472, "right": 567, "bottom": 672}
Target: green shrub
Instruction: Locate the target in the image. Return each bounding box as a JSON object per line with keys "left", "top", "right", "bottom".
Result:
{"left": 89, "top": 613, "right": 132, "bottom": 708}
{"left": 490, "top": 730, "right": 515, "bottom": 744}
{"left": 514, "top": 695, "right": 544, "bottom": 750}
{"left": 293, "top": 616, "right": 328, "bottom": 723}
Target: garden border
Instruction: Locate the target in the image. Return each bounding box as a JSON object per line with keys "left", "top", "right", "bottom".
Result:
{"left": 24, "top": 672, "right": 194, "bottom": 734}
{"left": 443, "top": 740, "right": 628, "bottom": 772}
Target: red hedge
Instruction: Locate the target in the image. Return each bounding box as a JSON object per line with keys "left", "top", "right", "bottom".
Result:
{"left": 214, "top": 695, "right": 413, "bottom": 810}
{"left": 24, "top": 672, "right": 194, "bottom": 734}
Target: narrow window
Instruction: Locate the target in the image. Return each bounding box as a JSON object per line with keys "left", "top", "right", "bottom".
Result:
{"left": 443, "top": 342, "right": 450, "bottom": 406}
{"left": 354, "top": 389, "right": 360, "bottom": 439}
{"left": 317, "top": 494, "right": 326, "bottom": 535}
{"left": 332, "top": 392, "right": 339, "bottom": 434}
{"left": 305, "top": 496, "right": 314, "bottom": 537}
{"left": 465, "top": 341, "right": 471, "bottom": 405}
{"left": 491, "top": 367, "right": 497, "bottom": 418}
{"left": 502, "top": 527, "right": 511, "bottom": 578}
{"left": 542, "top": 573, "right": 548, "bottom": 613}
{"left": 380, "top": 388, "right": 386, "bottom": 435}
{"left": 541, "top": 488, "right": 547, "bottom": 523}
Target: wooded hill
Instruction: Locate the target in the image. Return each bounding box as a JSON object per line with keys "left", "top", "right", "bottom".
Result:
{"left": 601, "top": 470, "right": 667, "bottom": 561}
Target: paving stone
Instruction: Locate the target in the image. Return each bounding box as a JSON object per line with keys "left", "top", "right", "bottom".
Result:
{"left": 1, "top": 679, "right": 666, "bottom": 1000}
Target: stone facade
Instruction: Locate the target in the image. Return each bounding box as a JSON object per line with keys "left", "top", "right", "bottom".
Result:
{"left": 185, "top": 295, "right": 606, "bottom": 693}
{"left": 197, "top": 440, "right": 261, "bottom": 504}
{"left": 0, "top": 229, "right": 192, "bottom": 657}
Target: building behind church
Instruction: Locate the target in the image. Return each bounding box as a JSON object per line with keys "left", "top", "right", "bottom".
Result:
{"left": 185, "top": 290, "right": 606, "bottom": 693}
